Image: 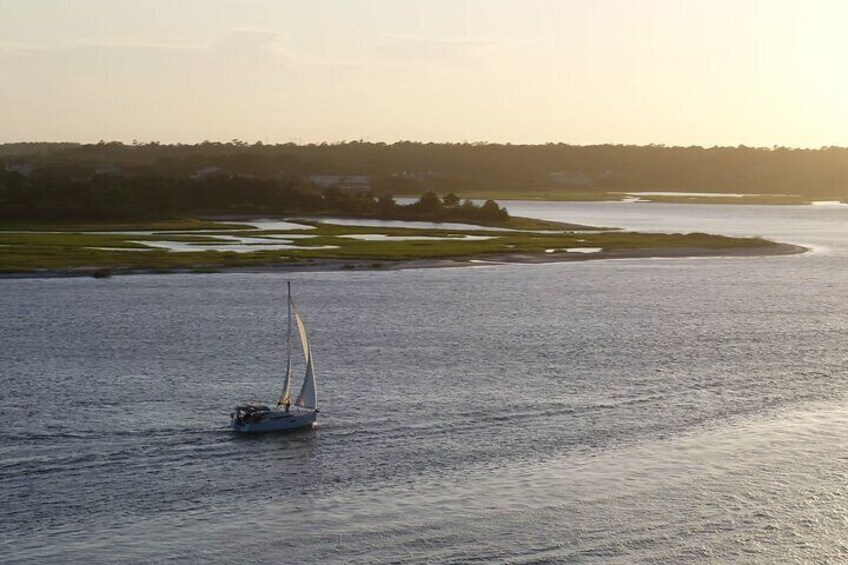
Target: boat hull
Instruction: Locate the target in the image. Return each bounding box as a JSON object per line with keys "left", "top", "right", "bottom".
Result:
{"left": 231, "top": 409, "right": 317, "bottom": 433}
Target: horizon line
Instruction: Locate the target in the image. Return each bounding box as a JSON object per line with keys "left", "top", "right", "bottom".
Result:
{"left": 2, "top": 140, "right": 848, "bottom": 151}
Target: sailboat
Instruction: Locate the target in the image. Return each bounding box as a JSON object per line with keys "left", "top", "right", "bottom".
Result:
{"left": 231, "top": 282, "right": 319, "bottom": 433}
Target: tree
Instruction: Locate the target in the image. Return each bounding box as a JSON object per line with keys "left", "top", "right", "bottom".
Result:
{"left": 480, "top": 199, "right": 508, "bottom": 220}
{"left": 442, "top": 192, "right": 460, "bottom": 207}
{"left": 377, "top": 193, "right": 396, "bottom": 214}
{"left": 415, "top": 191, "right": 443, "bottom": 214}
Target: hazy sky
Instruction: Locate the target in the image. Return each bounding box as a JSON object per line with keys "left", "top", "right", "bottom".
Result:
{"left": 1, "top": 0, "right": 846, "bottom": 146}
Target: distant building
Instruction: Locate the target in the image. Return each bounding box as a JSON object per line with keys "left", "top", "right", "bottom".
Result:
{"left": 191, "top": 166, "right": 226, "bottom": 180}
{"left": 95, "top": 164, "right": 122, "bottom": 176}
{"left": 548, "top": 171, "right": 591, "bottom": 187}
{"left": 308, "top": 175, "right": 371, "bottom": 192}
{"left": 5, "top": 161, "right": 34, "bottom": 176}
{"left": 393, "top": 170, "right": 435, "bottom": 180}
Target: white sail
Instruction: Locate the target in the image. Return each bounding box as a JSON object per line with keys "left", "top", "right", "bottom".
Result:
{"left": 292, "top": 303, "right": 318, "bottom": 410}
{"left": 293, "top": 305, "right": 310, "bottom": 364}
{"left": 278, "top": 356, "right": 292, "bottom": 407}
{"left": 277, "top": 286, "right": 293, "bottom": 407}
{"left": 296, "top": 355, "right": 318, "bottom": 410}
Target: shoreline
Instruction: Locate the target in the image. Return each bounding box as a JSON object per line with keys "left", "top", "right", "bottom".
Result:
{"left": 397, "top": 193, "right": 843, "bottom": 206}
{"left": 0, "top": 242, "right": 808, "bottom": 280}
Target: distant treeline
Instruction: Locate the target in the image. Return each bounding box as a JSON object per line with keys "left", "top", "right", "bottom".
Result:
{"left": 2, "top": 141, "right": 848, "bottom": 197}
{"left": 0, "top": 168, "right": 508, "bottom": 223}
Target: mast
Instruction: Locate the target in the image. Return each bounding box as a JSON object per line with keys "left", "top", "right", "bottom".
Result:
{"left": 277, "top": 281, "right": 293, "bottom": 408}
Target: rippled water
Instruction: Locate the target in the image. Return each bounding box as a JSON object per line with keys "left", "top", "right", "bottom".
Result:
{"left": 3, "top": 203, "right": 848, "bottom": 563}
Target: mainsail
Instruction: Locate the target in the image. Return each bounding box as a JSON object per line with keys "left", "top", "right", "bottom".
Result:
{"left": 277, "top": 284, "right": 293, "bottom": 407}
{"left": 293, "top": 303, "right": 318, "bottom": 410}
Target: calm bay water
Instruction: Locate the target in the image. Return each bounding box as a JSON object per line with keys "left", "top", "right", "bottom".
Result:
{"left": 3, "top": 202, "right": 848, "bottom": 563}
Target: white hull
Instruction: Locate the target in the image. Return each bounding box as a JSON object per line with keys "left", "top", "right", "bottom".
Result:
{"left": 231, "top": 409, "right": 317, "bottom": 433}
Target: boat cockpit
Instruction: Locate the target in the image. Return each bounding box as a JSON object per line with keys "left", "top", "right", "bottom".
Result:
{"left": 232, "top": 404, "right": 271, "bottom": 424}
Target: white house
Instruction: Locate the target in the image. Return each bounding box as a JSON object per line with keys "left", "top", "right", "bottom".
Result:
{"left": 308, "top": 175, "right": 371, "bottom": 192}
{"left": 548, "top": 171, "right": 591, "bottom": 187}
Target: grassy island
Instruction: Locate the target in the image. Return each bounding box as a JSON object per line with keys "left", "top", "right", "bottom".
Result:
{"left": 0, "top": 215, "right": 799, "bottom": 277}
